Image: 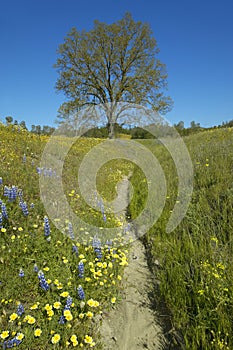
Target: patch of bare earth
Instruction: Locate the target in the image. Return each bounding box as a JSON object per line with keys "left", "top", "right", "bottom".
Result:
{"left": 100, "top": 176, "right": 165, "bottom": 350}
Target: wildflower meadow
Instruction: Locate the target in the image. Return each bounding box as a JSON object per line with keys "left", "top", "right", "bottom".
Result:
{"left": 0, "top": 124, "right": 131, "bottom": 349}
{"left": 0, "top": 123, "right": 233, "bottom": 349}
{"left": 129, "top": 127, "right": 233, "bottom": 349}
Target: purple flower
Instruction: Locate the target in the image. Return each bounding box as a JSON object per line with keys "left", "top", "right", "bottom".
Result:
{"left": 38, "top": 271, "right": 49, "bottom": 291}
{"left": 64, "top": 296, "right": 73, "bottom": 310}
{"left": 4, "top": 186, "right": 9, "bottom": 197}
{"left": 77, "top": 285, "right": 85, "bottom": 300}
{"left": 16, "top": 303, "right": 24, "bottom": 316}
{"left": 33, "top": 264, "right": 39, "bottom": 272}
{"left": 92, "top": 236, "right": 102, "bottom": 260}
{"left": 19, "top": 269, "right": 24, "bottom": 277}
{"left": 3, "top": 334, "right": 23, "bottom": 348}
{"left": 21, "top": 202, "right": 28, "bottom": 216}
{"left": 72, "top": 244, "right": 79, "bottom": 256}
{"left": 1, "top": 203, "right": 8, "bottom": 219}
{"left": 78, "top": 261, "right": 84, "bottom": 278}
{"left": 9, "top": 186, "right": 18, "bottom": 201}
{"left": 58, "top": 315, "right": 65, "bottom": 324}
{"left": 44, "top": 217, "right": 50, "bottom": 236}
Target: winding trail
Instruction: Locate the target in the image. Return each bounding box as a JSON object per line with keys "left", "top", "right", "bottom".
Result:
{"left": 100, "top": 176, "right": 165, "bottom": 350}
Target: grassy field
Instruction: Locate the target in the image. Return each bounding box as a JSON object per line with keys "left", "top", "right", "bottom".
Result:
{"left": 1, "top": 124, "right": 233, "bottom": 349}
{"left": 129, "top": 127, "right": 233, "bottom": 349}
{"left": 0, "top": 124, "right": 132, "bottom": 349}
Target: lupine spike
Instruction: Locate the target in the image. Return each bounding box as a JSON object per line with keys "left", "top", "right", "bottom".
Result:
{"left": 16, "top": 303, "right": 25, "bottom": 316}
{"left": 78, "top": 261, "right": 84, "bottom": 278}
{"left": 77, "top": 285, "right": 85, "bottom": 300}
{"left": 38, "top": 271, "right": 49, "bottom": 291}
{"left": 1, "top": 203, "right": 8, "bottom": 219}
{"left": 21, "top": 202, "right": 29, "bottom": 216}
{"left": 19, "top": 269, "right": 24, "bottom": 277}
{"left": 44, "top": 217, "right": 50, "bottom": 236}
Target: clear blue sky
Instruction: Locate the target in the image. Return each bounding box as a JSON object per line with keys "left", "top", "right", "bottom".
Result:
{"left": 1, "top": 0, "right": 233, "bottom": 129}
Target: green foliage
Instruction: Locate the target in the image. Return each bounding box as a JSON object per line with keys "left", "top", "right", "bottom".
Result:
{"left": 54, "top": 12, "right": 172, "bottom": 137}
{"left": 0, "top": 124, "right": 131, "bottom": 349}
{"left": 128, "top": 127, "right": 233, "bottom": 349}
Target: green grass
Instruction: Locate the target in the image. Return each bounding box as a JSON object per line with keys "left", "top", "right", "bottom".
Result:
{"left": 128, "top": 127, "right": 233, "bottom": 349}
{"left": 1, "top": 123, "right": 233, "bottom": 349}
{"left": 0, "top": 124, "right": 131, "bottom": 349}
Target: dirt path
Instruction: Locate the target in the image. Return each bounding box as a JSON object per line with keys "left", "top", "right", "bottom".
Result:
{"left": 100, "top": 176, "right": 165, "bottom": 350}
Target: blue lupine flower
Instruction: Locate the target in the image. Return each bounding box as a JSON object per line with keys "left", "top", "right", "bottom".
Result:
{"left": 18, "top": 188, "right": 23, "bottom": 201}
{"left": 9, "top": 186, "right": 17, "bottom": 201}
{"left": 44, "top": 216, "right": 50, "bottom": 236}
{"left": 19, "top": 199, "right": 23, "bottom": 209}
{"left": 3, "top": 333, "right": 23, "bottom": 348}
{"left": 30, "top": 203, "right": 35, "bottom": 209}
{"left": 58, "top": 315, "right": 65, "bottom": 324}
{"left": 1, "top": 203, "right": 8, "bottom": 219}
{"left": 78, "top": 261, "right": 84, "bottom": 278}
{"left": 68, "top": 222, "right": 74, "bottom": 240}
{"left": 4, "top": 186, "right": 9, "bottom": 197}
{"left": 16, "top": 303, "right": 25, "bottom": 316}
{"left": 0, "top": 177, "right": 2, "bottom": 185}
{"left": 0, "top": 213, "right": 2, "bottom": 229}
{"left": 103, "top": 213, "right": 107, "bottom": 222}
{"left": 92, "top": 236, "right": 102, "bottom": 260}
{"left": 19, "top": 269, "right": 24, "bottom": 277}
{"left": 64, "top": 296, "right": 73, "bottom": 310}
{"left": 72, "top": 244, "right": 79, "bottom": 256}
{"left": 36, "top": 167, "right": 42, "bottom": 174}
{"left": 23, "top": 154, "right": 26, "bottom": 163}
{"left": 77, "top": 285, "right": 85, "bottom": 300}
{"left": 33, "top": 264, "right": 39, "bottom": 272}
{"left": 105, "top": 240, "right": 112, "bottom": 251}
{"left": 38, "top": 271, "right": 49, "bottom": 291}
{"left": 21, "top": 202, "right": 29, "bottom": 216}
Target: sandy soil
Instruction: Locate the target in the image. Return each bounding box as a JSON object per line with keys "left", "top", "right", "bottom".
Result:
{"left": 100, "top": 176, "right": 165, "bottom": 350}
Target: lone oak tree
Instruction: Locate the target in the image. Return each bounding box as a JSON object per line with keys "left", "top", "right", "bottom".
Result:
{"left": 54, "top": 12, "right": 172, "bottom": 138}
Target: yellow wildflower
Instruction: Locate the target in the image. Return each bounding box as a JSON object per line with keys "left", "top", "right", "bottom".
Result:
{"left": 30, "top": 302, "right": 39, "bottom": 310}
{"left": 44, "top": 304, "right": 52, "bottom": 311}
{"left": 0, "top": 331, "right": 9, "bottom": 340}
{"left": 27, "top": 316, "right": 36, "bottom": 324}
{"left": 51, "top": 333, "right": 61, "bottom": 344}
{"left": 16, "top": 333, "right": 24, "bottom": 340}
{"left": 9, "top": 313, "right": 18, "bottom": 322}
{"left": 34, "top": 329, "right": 42, "bottom": 337}
{"left": 53, "top": 301, "right": 61, "bottom": 309}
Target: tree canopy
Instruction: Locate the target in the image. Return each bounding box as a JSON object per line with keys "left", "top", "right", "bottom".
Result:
{"left": 54, "top": 12, "right": 173, "bottom": 137}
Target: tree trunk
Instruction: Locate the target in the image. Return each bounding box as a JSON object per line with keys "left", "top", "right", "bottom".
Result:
{"left": 108, "top": 121, "right": 115, "bottom": 139}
